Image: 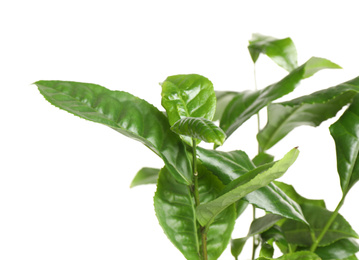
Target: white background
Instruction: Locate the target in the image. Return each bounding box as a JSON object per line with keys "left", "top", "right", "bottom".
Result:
{"left": 1, "top": 1, "right": 359, "bottom": 259}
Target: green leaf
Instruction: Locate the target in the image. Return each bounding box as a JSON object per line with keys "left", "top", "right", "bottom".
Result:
{"left": 248, "top": 33, "right": 298, "bottom": 72}
{"left": 171, "top": 117, "right": 226, "bottom": 145}
{"left": 235, "top": 199, "right": 249, "bottom": 219}
{"left": 231, "top": 237, "right": 247, "bottom": 259}
{"left": 330, "top": 93, "right": 359, "bottom": 194}
{"left": 276, "top": 251, "right": 321, "bottom": 260}
{"left": 214, "top": 91, "right": 238, "bottom": 121}
{"left": 260, "top": 242, "right": 274, "bottom": 258}
{"left": 261, "top": 225, "right": 289, "bottom": 254}
{"left": 154, "top": 166, "right": 236, "bottom": 260}
{"left": 197, "top": 147, "right": 307, "bottom": 224}
{"left": 34, "top": 80, "right": 192, "bottom": 185}
{"left": 253, "top": 152, "right": 275, "bottom": 166}
{"left": 219, "top": 57, "right": 341, "bottom": 139}
{"left": 161, "top": 74, "right": 216, "bottom": 125}
{"left": 314, "top": 238, "right": 359, "bottom": 260}
{"left": 258, "top": 76, "right": 359, "bottom": 150}
{"left": 281, "top": 204, "right": 359, "bottom": 247}
{"left": 248, "top": 214, "right": 283, "bottom": 237}
{"left": 130, "top": 167, "right": 160, "bottom": 188}
{"left": 196, "top": 148, "right": 299, "bottom": 227}
{"left": 273, "top": 181, "right": 326, "bottom": 208}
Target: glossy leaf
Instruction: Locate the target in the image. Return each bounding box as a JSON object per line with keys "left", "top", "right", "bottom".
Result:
{"left": 256, "top": 251, "right": 321, "bottom": 260}
{"left": 196, "top": 148, "right": 299, "bottom": 227}
{"left": 154, "top": 166, "right": 236, "bottom": 260}
{"left": 330, "top": 94, "right": 359, "bottom": 194}
{"left": 197, "top": 147, "right": 306, "bottom": 223}
{"left": 261, "top": 225, "right": 289, "bottom": 254}
{"left": 248, "top": 33, "right": 298, "bottom": 71}
{"left": 171, "top": 117, "right": 226, "bottom": 145}
{"left": 258, "top": 77, "right": 359, "bottom": 150}
{"left": 281, "top": 204, "right": 359, "bottom": 247}
{"left": 314, "top": 238, "right": 359, "bottom": 260}
{"left": 161, "top": 74, "right": 216, "bottom": 126}
{"left": 274, "top": 181, "right": 326, "bottom": 208}
{"left": 130, "top": 167, "right": 160, "bottom": 188}
{"left": 248, "top": 214, "right": 283, "bottom": 237}
{"left": 231, "top": 237, "right": 247, "bottom": 259}
{"left": 34, "top": 80, "right": 192, "bottom": 185}
{"left": 219, "top": 57, "right": 341, "bottom": 139}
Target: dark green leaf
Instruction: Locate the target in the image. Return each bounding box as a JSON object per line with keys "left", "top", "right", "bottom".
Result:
{"left": 154, "top": 166, "right": 236, "bottom": 260}
{"left": 197, "top": 147, "right": 306, "bottom": 223}
{"left": 231, "top": 237, "right": 247, "bottom": 258}
{"left": 196, "top": 148, "right": 299, "bottom": 227}
{"left": 281, "top": 204, "right": 359, "bottom": 247}
{"left": 330, "top": 93, "right": 359, "bottom": 194}
{"left": 235, "top": 199, "right": 249, "bottom": 219}
{"left": 219, "top": 57, "right": 341, "bottom": 139}
{"left": 258, "top": 77, "right": 359, "bottom": 150}
{"left": 248, "top": 214, "right": 283, "bottom": 236}
{"left": 34, "top": 80, "right": 192, "bottom": 185}
{"left": 253, "top": 152, "right": 275, "bottom": 166}
{"left": 161, "top": 74, "right": 216, "bottom": 126}
{"left": 274, "top": 181, "right": 326, "bottom": 208}
{"left": 171, "top": 117, "right": 226, "bottom": 145}
{"left": 261, "top": 225, "right": 289, "bottom": 254}
{"left": 130, "top": 167, "right": 160, "bottom": 188}
{"left": 314, "top": 238, "right": 359, "bottom": 260}
{"left": 248, "top": 33, "right": 298, "bottom": 72}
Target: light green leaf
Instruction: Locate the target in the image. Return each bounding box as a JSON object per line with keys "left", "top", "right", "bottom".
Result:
{"left": 161, "top": 74, "right": 216, "bottom": 125}
{"left": 281, "top": 204, "right": 359, "bottom": 247}
{"left": 197, "top": 147, "right": 306, "bottom": 224}
{"left": 154, "top": 166, "right": 236, "bottom": 260}
{"left": 196, "top": 148, "right": 299, "bottom": 227}
{"left": 248, "top": 33, "right": 298, "bottom": 71}
{"left": 260, "top": 242, "right": 274, "bottom": 258}
{"left": 171, "top": 117, "right": 226, "bottom": 145}
{"left": 314, "top": 238, "right": 359, "bottom": 260}
{"left": 274, "top": 181, "right": 326, "bottom": 208}
{"left": 219, "top": 57, "right": 340, "bottom": 139}
{"left": 130, "top": 167, "right": 160, "bottom": 188}
{"left": 34, "top": 81, "right": 192, "bottom": 185}
{"left": 276, "top": 251, "right": 321, "bottom": 260}
{"left": 258, "top": 76, "right": 359, "bottom": 150}
{"left": 330, "top": 94, "right": 359, "bottom": 194}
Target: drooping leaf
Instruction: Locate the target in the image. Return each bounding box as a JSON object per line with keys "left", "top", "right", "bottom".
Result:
{"left": 130, "top": 167, "right": 160, "bottom": 188}
{"left": 231, "top": 237, "right": 247, "bottom": 259}
{"left": 34, "top": 80, "right": 192, "bottom": 185}
{"left": 253, "top": 152, "right": 275, "bottom": 166}
{"left": 161, "top": 74, "right": 216, "bottom": 125}
{"left": 314, "top": 238, "right": 359, "bottom": 260}
{"left": 248, "top": 214, "right": 283, "bottom": 237}
{"left": 258, "top": 77, "right": 359, "bottom": 150}
{"left": 219, "top": 57, "right": 341, "bottom": 139}
{"left": 171, "top": 117, "right": 226, "bottom": 145}
{"left": 196, "top": 148, "right": 299, "bottom": 227}
{"left": 154, "top": 166, "right": 236, "bottom": 260}
{"left": 274, "top": 181, "right": 326, "bottom": 208}
{"left": 281, "top": 204, "right": 359, "bottom": 247}
{"left": 197, "top": 147, "right": 306, "bottom": 223}
{"left": 330, "top": 94, "right": 359, "bottom": 194}
{"left": 248, "top": 33, "right": 298, "bottom": 72}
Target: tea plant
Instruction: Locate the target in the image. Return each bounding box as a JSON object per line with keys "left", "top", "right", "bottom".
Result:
{"left": 33, "top": 34, "right": 359, "bottom": 259}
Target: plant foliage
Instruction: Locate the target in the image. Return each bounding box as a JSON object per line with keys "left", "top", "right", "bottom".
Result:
{"left": 33, "top": 33, "right": 359, "bottom": 259}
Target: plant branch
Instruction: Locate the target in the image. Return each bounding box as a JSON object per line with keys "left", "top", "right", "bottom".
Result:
{"left": 310, "top": 194, "right": 346, "bottom": 252}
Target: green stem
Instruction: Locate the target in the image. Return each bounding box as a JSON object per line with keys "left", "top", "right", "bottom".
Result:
{"left": 310, "top": 194, "right": 346, "bottom": 252}
{"left": 251, "top": 205, "right": 258, "bottom": 260}
{"left": 192, "top": 139, "right": 207, "bottom": 260}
